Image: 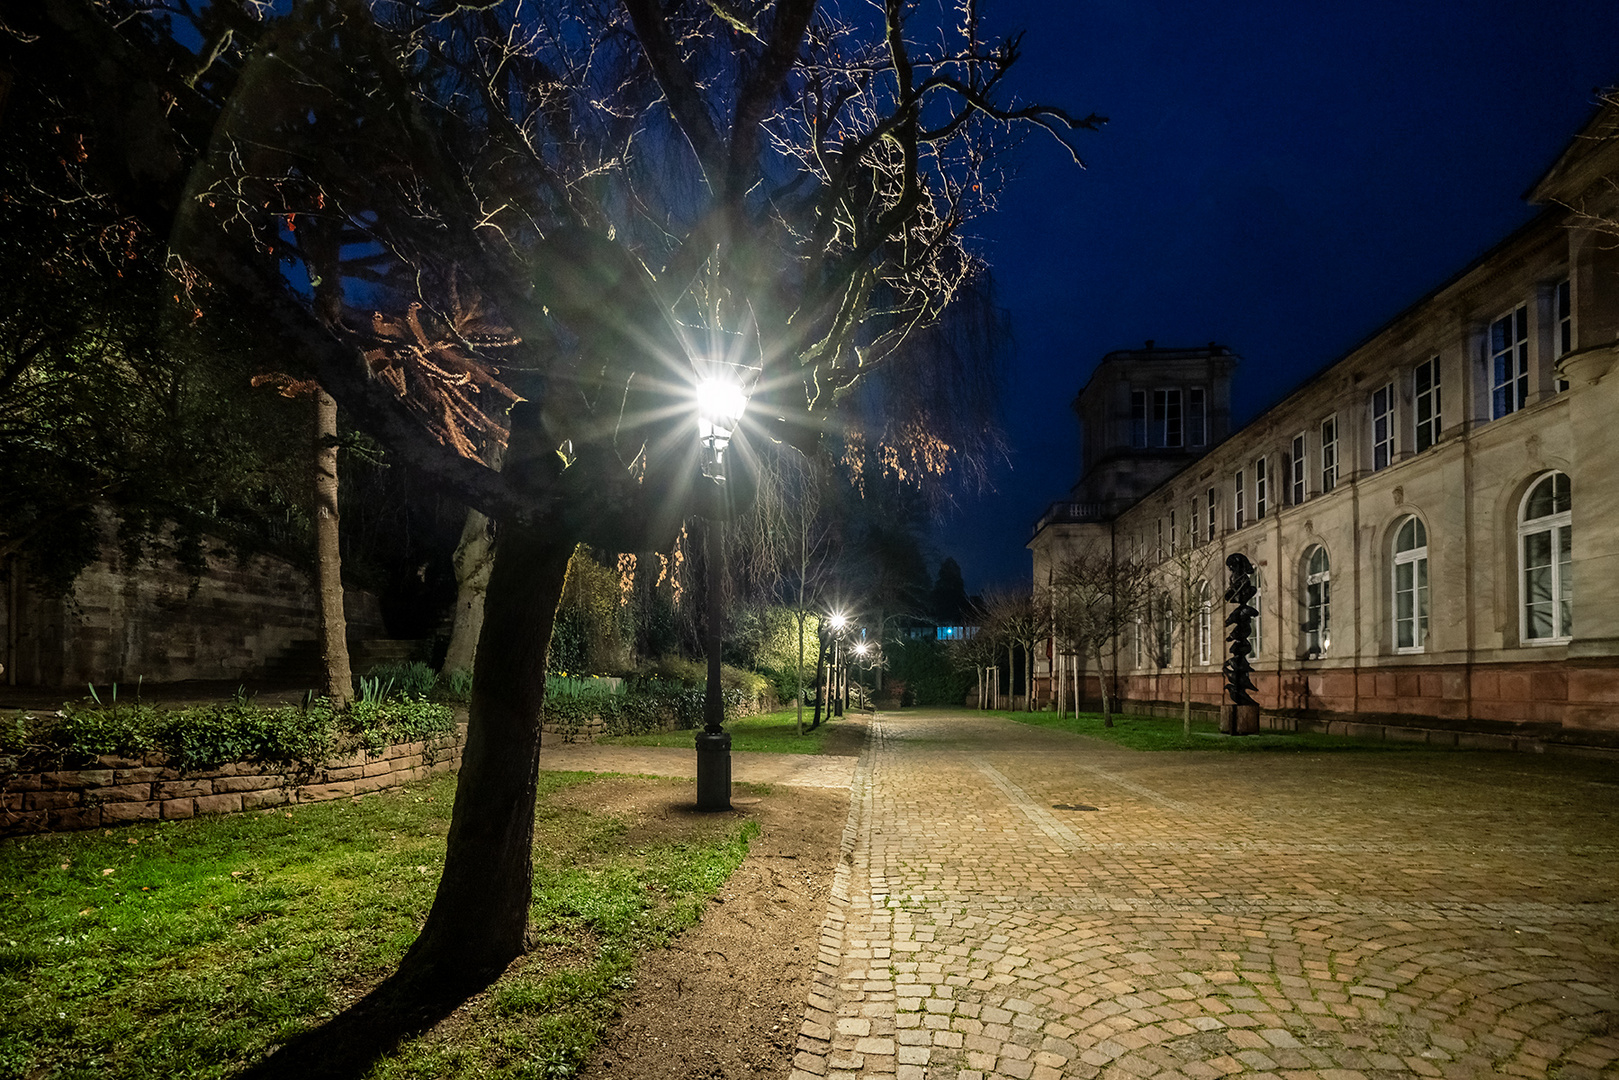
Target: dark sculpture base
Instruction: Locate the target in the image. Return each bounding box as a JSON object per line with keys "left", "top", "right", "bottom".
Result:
{"left": 695, "top": 730, "right": 732, "bottom": 811}
{"left": 1220, "top": 704, "right": 1261, "bottom": 736}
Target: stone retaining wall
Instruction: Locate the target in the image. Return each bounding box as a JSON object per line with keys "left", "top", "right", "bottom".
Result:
{"left": 0, "top": 723, "right": 467, "bottom": 836}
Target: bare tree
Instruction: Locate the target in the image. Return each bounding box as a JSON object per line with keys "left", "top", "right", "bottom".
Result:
{"left": 1052, "top": 545, "right": 1153, "bottom": 728}
{"left": 1157, "top": 545, "right": 1216, "bottom": 736}
{"left": 6, "top": 0, "right": 1102, "bottom": 1050}
{"left": 979, "top": 587, "right": 1045, "bottom": 711}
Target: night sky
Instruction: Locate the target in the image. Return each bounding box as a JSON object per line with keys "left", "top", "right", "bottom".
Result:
{"left": 932, "top": 0, "right": 1619, "bottom": 593}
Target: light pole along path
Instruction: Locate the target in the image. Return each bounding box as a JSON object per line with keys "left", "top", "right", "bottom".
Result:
{"left": 790, "top": 710, "right": 1619, "bottom": 1080}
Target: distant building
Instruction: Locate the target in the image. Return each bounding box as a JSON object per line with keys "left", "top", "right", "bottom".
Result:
{"left": 1029, "top": 94, "right": 1619, "bottom": 738}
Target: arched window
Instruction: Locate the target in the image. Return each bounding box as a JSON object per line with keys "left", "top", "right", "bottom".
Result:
{"left": 1197, "top": 581, "right": 1212, "bottom": 665}
{"left": 1393, "top": 516, "right": 1429, "bottom": 651}
{"left": 1519, "top": 472, "right": 1572, "bottom": 643}
{"left": 1303, "top": 546, "right": 1331, "bottom": 656}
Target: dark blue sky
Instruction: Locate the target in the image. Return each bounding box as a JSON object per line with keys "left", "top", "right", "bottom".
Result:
{"left": 932, "top": 0, "right": 1619, "bottom": 593}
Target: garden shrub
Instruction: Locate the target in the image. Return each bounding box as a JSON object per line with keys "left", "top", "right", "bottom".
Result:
{"left": 362, "top": 659, "right": 437, "bottom": 700}
{"left": 0, "top": 695, "right": 456, "bottom": 775}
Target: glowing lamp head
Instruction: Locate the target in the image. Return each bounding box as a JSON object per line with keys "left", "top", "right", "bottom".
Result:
{"left": 696, "top": 376, "right": 748, "bottom": 482}
{"left": 696, "top": 378, "right": 748, "bottom": 442}
{"left": 827, "top": 612, "right": 848, "bottom": 632}
{"left": 852, "top": 641, "right": 870, "bottom": 657}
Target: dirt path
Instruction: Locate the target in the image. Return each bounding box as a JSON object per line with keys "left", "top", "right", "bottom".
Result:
{"left": 577, "top": 720, "right": 866, "bottom": 1078}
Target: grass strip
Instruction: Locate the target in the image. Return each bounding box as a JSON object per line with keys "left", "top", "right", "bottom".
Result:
{"left": 598, "top": 708, "right": 843, "bottom": 754}
{"left": 996, "top": 709, "right": 1435, "bottom": 752}
{"left": 0, "top": 771, "right": 757, "bottom": 1078}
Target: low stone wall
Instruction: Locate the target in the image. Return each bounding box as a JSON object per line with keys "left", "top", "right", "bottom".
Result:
{"left": 0, "top": 723, "right": 467, "bottom": 836}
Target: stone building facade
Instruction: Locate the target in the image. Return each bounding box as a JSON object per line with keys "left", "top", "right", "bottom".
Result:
{"left": 1029, "top": 96, "right": 1619, "bottom": 737}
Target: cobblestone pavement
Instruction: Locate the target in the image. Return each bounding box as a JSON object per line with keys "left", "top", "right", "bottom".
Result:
{"left": 537, "top": 738, "right": 860, "bottom": 789}
{"left": 792, "top": 712, "right": 1619, "bottom": 1080}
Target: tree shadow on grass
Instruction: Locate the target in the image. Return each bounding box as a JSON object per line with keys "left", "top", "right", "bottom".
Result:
{"left": 233, "top": 966, "right": 488, "bottom": 1080}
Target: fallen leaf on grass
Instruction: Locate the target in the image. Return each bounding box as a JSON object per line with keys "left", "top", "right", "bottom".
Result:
{"left": 100, "top": 869, "right": 114, "bottom": 876}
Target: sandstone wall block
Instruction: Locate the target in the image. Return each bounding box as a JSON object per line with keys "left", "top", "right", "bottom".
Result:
{"left": 101, "top": 800, "right": 161, "bottom": 824}
{"left": 211, "top": 775, "right": 282, "bottom": 794}
{"left": 193, "top": 793, "right": 244, "bottom": 816}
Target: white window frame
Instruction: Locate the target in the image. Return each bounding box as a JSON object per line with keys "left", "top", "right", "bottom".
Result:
{"left": 1320, "top": 416, "right": 1338, "bottom": 493}
{"left": 1372, "top": 383, "right": 1395, "bottom": 471}
{"left": 1490, "top": 304, "right": 1530, "bottom": 418}
{"left": 1554, "top": 279, "right": 1572, "bottom": 393}
{"left": 1392, "top": 515, "right": 1429, "bottom": 653}
{"left": 1254, "top": 456, "right": 1268, "bottom": 519}
{"left": 1252, "top": 568, "right": 1264, "bottom": 655}
{"left": 1156, "top": 517, "right": 1164, "bottom": 560}
{"left": 1188, "top": 387, "right": 1208, "bottom": 446}
{"left": 1190, "top": 498, "right": 1200, "bottom": 548}
{"left": 1206, "top": 488, "right": 1217, "bottom": 542}
{"left": 1197, "top": 581, "right": 1212, "bottom": 665}
{"left": 1290, "top": 433, "right": 1306, "bottom": 505}
{"left": 1519, "top": 471, "right": 1573, "bottom": 645}
{"left": 1170, "top": 509, "right": 1178, "bottom": 554}
{"left": 1234, "top": 470, "right": 1245, "bottom": 530}
{"left": 1154, "top": 388, "right": 1183, "bottom": 448}
{"left": 1414, "top": 357, "right": 1441, "bottom": 453}
{"left": 1303, "top": 546, "right": 1331, "bottom": 657}
{"left": 1130, "top": 389, "right": 1148, "bottom": 448}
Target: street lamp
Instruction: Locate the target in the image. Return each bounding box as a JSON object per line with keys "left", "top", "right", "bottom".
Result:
{"left": 695, "top": 372, "right": 750, "bottom": 811}
{"left": 851, "top": 639, "right": 870, "bottom": 713}
{"left": 826, "top": 612, "right": 848, "bottom": 718}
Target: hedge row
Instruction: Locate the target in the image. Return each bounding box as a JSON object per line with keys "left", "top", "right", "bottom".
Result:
{"left": 539, "top": 680, "right": 758, "bottom": 739}
{"left": 0, "top": 696, "right": 457, "bottom": 776}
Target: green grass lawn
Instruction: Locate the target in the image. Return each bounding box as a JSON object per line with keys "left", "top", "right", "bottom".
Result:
{"left": 992, "top": 709, "right": 1434, "bottom": 752}
{"left": 0, "top": 772, "right": 757, "bottom": 1079}
{"left": 597, "top": 708, "right": 844, "bottom": 754}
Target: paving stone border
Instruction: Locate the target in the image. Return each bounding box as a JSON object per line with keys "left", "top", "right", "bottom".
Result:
{"left": 0, "top": 723, "right": 466, "bottom": 836}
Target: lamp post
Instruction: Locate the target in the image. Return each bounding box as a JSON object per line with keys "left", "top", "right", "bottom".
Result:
{"left": 826, "top": 612, "right": 848, "bottom": 718}
{"left": 695, "top": 375, "right": 749, "bottom": 811}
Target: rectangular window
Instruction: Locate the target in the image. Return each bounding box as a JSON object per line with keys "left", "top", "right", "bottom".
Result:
{"left": 1253, "top": 571, "right": 1264, "bottom": 654}
{"left": 1372, "top": 383, "right": 1395, "bottom": 470}
{"left": 1154, "top": 388, "right": 1183, "bottom": 448}
{"left": 1206, "top": 488, "right": 1217, "bottom": 542}
{"left": 1130, "top": 390, "right": 1148, "bottom": 448}
{"left": 1320, "top": 416, "right": 1339, "bottom": 493}
{"left": 1555, "top": 279, "right": 1572, "bottom": 392}
{"left": 1414, "top": 357, "right": 1441, "bottom": 453}
{"left": 1490, "top": 304, "right": 1530, "bottom": 417}
{"left": 1290, "top": 433, "right": 1306, "bottom": 504}
{"left": 1156, "top": 518, "right": 1164, "bottom": 559}
{"left": 1190, "top": 499, "right": 1200, "bottom": 547}
{"left": 1170, "top": 509, "right": 1178, "bottom": 554}
{"left": 1188, "top": 387, "right": 1207, "bottom": 446}
{"left": 1254, "top": 456, "right": 1268, "bottom": 519}
{"left": 1234, "top": 470, "right": 1245, "bottom": 529}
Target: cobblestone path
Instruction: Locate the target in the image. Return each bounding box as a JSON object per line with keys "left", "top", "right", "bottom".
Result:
{"left": 792, "top": 712, "right": 1619, "bottom": 1080}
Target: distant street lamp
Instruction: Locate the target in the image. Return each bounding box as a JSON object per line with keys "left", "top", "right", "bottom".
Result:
{"left": 826, "top": 612, "right": 848, "bottom": 718}
{"left": 695, "top": 373, "right": 750, "bottom": 811}
{"left": 851, "top": 639, "right": 871, "bottom": 713}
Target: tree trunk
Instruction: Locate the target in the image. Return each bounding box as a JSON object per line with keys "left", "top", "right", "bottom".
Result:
{"left": 810, "top": 632, "right": 829, "bottom": 729}
{"left": 1093, "top": 643, "right": 1114, "bottom": 727}
{"left": 314, "top": 388, "right": 353, "bottom": 705}
{"left": 1182, "top": 635, "right": 1192, "bottom": 736}
{"left": 1025, "top": 640, "right": 1034, "bottom": 712}
{"left": 442, "top": 507, "right": 495, "bottom": 676}
{"left": 795, "top": 610, "right": 807, "bottom": 735}
{"left": 442, "top": 440, "right": 504, "bottom": 677}
{"left": 394, "top": 521, "right": 574, "bottom": 991}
